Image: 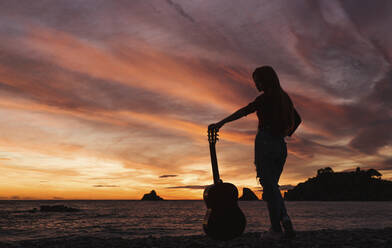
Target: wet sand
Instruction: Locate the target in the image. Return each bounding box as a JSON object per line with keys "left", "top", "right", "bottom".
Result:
{"left": 1, "top": 227, "right": 391, "bottom": 248}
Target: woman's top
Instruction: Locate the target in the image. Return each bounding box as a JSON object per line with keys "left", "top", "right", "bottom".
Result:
{"left": 240, "top": 93, "right": 301, "bottom": 138}
{"left": 242, "top": 93, "right": 270, "bottom": 130}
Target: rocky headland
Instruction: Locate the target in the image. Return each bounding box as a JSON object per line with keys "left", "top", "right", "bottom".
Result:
{"left": 284, "top": 167, "right": 392, "bottom": 201}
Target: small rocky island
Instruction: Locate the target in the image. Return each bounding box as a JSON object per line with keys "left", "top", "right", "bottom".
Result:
{"left": 141, "top": 190, "right": 164, "bottom": 201}
{"left": 284, "top": 167, "right": 392, "bottom": 201}
{"left": 28, "top": 205, "right": 81, "bottom": 213}
{"left": 239, "top": 187, "right": 259, "bottom": 201}
{"left": 41, "top": 205, "right": 81, "bottom": 212}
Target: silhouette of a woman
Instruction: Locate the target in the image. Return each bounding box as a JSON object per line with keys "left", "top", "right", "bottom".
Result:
{"left": 208, "top": 66, "right": 301, "bottom": 240}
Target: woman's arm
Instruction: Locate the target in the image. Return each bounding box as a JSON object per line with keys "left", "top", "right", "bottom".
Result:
{"left": 208, "top": 95, "right": 261, "bottom": 131}
{"left": 209, "top": 105, "right": 254, "bottom": 130}
{"left": 219, "top": 107, "right": 250, "bottom": 125}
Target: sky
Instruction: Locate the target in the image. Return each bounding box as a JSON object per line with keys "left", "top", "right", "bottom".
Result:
{"left": 0, "top": 0, "right": 391, "bottom": 200}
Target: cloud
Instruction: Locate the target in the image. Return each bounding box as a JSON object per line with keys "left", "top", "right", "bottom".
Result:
{"left": 364, "top": 158, "right": 392, "bottom": 172}
{"left": 346, "top": 71, "right": 392, "bottom": 155}
{"left": 365, "top": 72, "right": 392, "bottom": 109}
{"left": 254, "top": 184, "right": 295, "bottom": 192}
{"left": 93, "top": 185, "right": 119, "bottom": 188}
{"left": 279, "top": 184, "right": 295, "bottom": 190}
{"left": 2, "top": 164, "right": 80, "bottom": 177}
{"left": 287, "top": 135, "right": 355, "bottom": 160}
{"left": 381, "top": 158, "right": 392, "bottom": 167}
{"left": 166, "top": 185, "right": 207, "bottom": 190}
{"left": 159, "top": 175, "right": 178, "bottom": 178}
{"left": 165, "top": 0, "right": 195, "bottom": 23}
{"left": 349, "top": 122, "right": 392, "bottom": 154}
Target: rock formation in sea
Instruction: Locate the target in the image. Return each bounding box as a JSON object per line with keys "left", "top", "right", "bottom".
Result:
{"left": 39, "top": 205, "right": 81, "bottom": 212}
{"left": 239, "top": 187, "right": 259, "bottom": 201}
{"left": 141, "top": 190, "right": 164, "bottom": 201}
{"left": 284, "top": 167, "right": 392, "bottom": 201}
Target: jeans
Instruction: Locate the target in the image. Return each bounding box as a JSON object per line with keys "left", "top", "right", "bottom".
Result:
{"left": 254, "top": 129, "right": 289, "bottom": 232}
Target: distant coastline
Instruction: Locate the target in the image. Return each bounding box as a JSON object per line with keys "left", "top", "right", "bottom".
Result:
{"left": 284, "top": 167, "right": 392, "bottom": 201}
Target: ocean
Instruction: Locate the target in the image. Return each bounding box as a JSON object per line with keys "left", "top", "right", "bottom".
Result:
{"left": 1, "top": 200, "right": 391, "bottom": 242}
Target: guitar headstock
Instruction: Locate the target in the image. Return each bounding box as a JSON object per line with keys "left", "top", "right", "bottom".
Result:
{"left": 207, "top": 127, "right": 219, "bottom": 144}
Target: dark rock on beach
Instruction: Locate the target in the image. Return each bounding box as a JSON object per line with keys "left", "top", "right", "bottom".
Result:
{"left": 141, "top": 190, "right": 164, "bottom": 201}
{"left": 239, "top": 187, "right": 259, "bottom": 201}
{"left": 39, "top": 205, "right": 81, "bottom": 212}
{"left": 1, "top": 227, "right": 391, "bottom": 248}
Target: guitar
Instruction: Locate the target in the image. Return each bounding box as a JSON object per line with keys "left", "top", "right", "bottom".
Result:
{"left": 203, "top": 127, "right": 246, "bottom": 240}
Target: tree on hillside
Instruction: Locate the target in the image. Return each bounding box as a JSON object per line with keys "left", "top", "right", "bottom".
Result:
{"left": 366, "top": 169, "right": 382, "bottom": 179}
{"left": 317, "top": 167, "right": 334, "bottom": 176}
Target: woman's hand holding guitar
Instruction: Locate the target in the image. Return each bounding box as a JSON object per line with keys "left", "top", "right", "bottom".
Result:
{"left": 208, "top": 122, "right": 224, "bottom": 131}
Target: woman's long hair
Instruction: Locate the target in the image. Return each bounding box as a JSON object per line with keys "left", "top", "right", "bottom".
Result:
{"left": 253, "top": 66, "right": 295, "bottom": 137}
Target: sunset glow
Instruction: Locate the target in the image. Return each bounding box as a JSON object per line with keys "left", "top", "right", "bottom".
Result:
{"left": 1, "top": 1, "right": 391, "bottom": 200}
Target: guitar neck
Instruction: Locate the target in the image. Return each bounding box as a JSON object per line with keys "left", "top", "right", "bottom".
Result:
{"left": 209, "top": 142, "right": 221, "bottom": 184}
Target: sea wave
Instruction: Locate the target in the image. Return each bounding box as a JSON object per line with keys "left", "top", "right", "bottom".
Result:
{"left": 1, "top": 200, "right": 392, "bottom": 242}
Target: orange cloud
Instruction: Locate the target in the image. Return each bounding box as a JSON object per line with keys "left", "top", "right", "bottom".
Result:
{"left": 21, "top": 25, "right": 248, "bottom": 113}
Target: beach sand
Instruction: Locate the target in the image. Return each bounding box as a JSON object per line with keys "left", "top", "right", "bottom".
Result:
{"left": 1, "top": 227, "right": 391, "bottom": 248}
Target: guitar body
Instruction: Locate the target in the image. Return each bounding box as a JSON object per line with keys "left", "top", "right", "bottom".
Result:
{"left": 203, "top": 182, "right": 246, "bottom": 240}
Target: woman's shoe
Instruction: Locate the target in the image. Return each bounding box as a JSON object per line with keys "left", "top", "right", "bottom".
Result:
{"left": 260, "top": 227, "right": 284, "bottom": 241}
{"left": 281, "top": 217, "right": 296, "bottom": 239}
